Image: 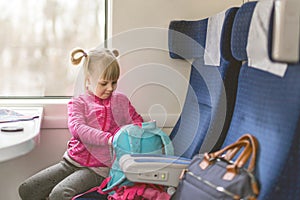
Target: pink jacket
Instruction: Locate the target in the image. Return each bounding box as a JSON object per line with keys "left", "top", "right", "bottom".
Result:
{"left": 67, "top": 92, "right": 143, "bottom": 167}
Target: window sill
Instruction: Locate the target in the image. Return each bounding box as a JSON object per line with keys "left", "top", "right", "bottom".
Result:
{"left": 0, "top": 98, "right": 70, "bottom": 129}
{"left": 0, "top": 106, "right": 43, "bottom": 163}
{"left": 0, "top": 98, "right": 179, "bottom": 129}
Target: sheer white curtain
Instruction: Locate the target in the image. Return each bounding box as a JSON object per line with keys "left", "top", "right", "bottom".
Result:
{"left": 0, "top": 0, "right": 106, "bottom": 97}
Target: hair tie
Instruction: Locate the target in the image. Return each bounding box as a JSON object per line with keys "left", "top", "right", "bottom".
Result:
{"left": 83, "top": 52, "right": 87, "bottom": 57}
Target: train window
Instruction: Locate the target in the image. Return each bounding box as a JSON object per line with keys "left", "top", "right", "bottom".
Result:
{"left": 0, "top": 0, "right": 106, "bottom": 97}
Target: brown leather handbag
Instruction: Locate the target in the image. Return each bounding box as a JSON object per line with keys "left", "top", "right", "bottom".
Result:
{"left": 174, "top": 134, "right": 260, "bottom": 200}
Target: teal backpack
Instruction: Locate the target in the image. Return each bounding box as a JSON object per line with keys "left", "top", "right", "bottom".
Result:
{"left": 102, "top": 120, "right": 174, "bottom": 192}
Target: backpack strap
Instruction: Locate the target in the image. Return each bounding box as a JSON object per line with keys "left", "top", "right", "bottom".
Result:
{"left": 127, "top": 121, "right": 174, "bottom": 155}
{"left": 126, "top": 124, "right": 144, "bottom": 153}
{"left": 151, "top": 128, "right": 174, "bottom": 155}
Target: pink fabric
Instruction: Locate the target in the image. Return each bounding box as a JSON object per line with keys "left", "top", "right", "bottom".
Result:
{"left": 71, "top": 187, "right": 99, "bottom": 200}
{"left": 67, "top": 91, "right": 143, "bottom": 167}
{"left": 107, "top": 183, "right": 171, "bottom": 200}
{"left": 72, "top": 177, "right": 113, "bottom": 200}
{"left": 97, "top": 176, "right": 116, "bottom": 195}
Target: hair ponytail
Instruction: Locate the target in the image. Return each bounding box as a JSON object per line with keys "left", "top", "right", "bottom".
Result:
{"left": 70, "top": 48, "right": 88, "bottom": 65}
{"left": 70, "top": 48, "right": 90, "bottom": 95}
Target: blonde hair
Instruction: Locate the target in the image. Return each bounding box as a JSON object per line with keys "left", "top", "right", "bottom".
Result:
{"left": 70, "top": 47, "right": 120, "bottom": 92}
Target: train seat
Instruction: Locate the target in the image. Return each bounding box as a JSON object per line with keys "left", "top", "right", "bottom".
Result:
{"left": 168, "top": 6, "right": 241, "bottom": 158}
{"left": 221, "top": 1, "right": 300, "bottom": 199}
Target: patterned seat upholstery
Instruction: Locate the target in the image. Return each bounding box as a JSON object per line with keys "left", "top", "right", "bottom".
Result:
{"left": 169, "top": 7, "right": 241, "bottom": 158}
{"left": 222, "top": 1, "right": 300, "bottom": 199}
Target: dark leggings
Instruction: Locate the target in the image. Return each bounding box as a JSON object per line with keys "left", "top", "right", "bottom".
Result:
{"left": 18, "top": 159, "right": 105, "bottom": 200}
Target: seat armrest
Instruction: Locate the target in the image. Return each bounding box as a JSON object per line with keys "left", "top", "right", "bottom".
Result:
{"left": 119, "top": 154, "right": 191, "bottom": 187}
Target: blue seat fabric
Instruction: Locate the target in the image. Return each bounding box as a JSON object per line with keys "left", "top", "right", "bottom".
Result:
{"left": 169, "top": 8, "right": 241, "bottom": 158}
{"left": 223, "top": 2, "right": 300, "bottom": 199}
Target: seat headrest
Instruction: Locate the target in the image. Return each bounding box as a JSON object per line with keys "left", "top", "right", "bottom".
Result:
{"left": 231, "top": 1, "right": 257, "bottom": 61}
{"left": 168, "top": 7, "right": 239, "bottom": 62}
{"left": 168, "top": 19, "right": 208, "bottom": 59}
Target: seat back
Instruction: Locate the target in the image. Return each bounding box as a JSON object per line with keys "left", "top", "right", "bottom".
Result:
{"left": 222, "top": 1, "right": 300, "bottom": 199}
{"left": 168, "top": 7, "right": 241, "bottom": 158}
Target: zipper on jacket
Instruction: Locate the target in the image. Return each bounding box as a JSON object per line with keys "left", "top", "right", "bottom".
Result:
{"left": 102, "top": 105, "right": 107, "bottom": 131}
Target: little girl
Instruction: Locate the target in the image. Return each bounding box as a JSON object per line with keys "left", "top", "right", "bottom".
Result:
{"left": 19, "top": 47, "right": 143, "bottom": 200}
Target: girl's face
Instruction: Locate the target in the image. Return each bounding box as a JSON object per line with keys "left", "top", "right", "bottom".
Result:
{"left": 94, "top": 78, "right": 118, "bottom": 99}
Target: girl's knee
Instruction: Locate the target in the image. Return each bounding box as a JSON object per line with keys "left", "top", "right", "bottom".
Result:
{"left": 18, "top": 182, "right": 27, "bottom": 199}
{"left": 18, "top": 181, "right": 35, "bottom": 200}
{"left": 49, "top": 185, "right": 76, "bottom": 200}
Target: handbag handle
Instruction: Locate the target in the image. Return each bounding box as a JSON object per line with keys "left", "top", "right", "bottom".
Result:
{"left": 224, "top": 134, "right": 260, "bottom": 195}
{"left": 199, "top": 139, "right": 250, "bottom": 170}
{"left": 224, "top": 134, "right": 258, "bottom": 160}
{"left": 200, "top": 134, "right": 258, "bottom": 175}
{"left": 224, "top": 134, "right": 258, "bottom": 172}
